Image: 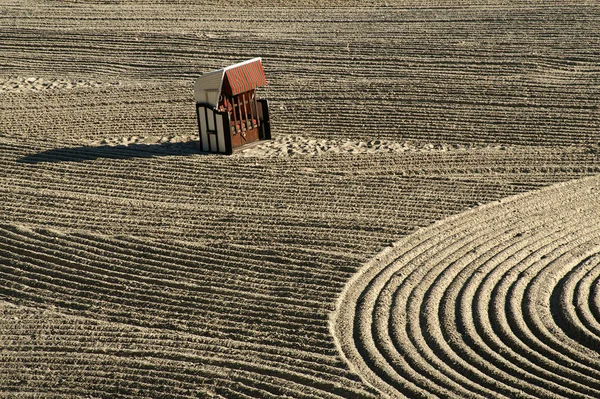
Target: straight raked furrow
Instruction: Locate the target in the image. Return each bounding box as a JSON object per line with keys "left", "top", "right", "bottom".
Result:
{"left": 0, "top": 224, "right": 339, "bottom": 353}
{"left": 0, "top": 83, "right": 195, "bottom": 144}
{"left": 332, "top": 175, "right": 600, "bottom": 398}
{"left": 0, "top": 226, "right": 377, "bottom": 399}
{"left": 3, "top": 142, "right": 600, "bottom": 251}
{"left": 2, "top": 3, "right": 599, "bottom": 145}
{"left": 0, "top": 306, "right": 367, "bottom": 399}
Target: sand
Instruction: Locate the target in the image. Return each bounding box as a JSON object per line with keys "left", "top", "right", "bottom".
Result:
{"left": 332, "top": 175, "right": 600, "bottom": 398}
{"left": 1, "top": 1, "right": 599, "bottom": 398}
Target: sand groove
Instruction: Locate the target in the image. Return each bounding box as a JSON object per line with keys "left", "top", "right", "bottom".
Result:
{"left": 2, "top": 139, "right": 600, "bottom": 397}
{"left": 333, "top": 175, "right": 600, "bottom": 398}
{"left": 2, "top": 2, "right": 599, "bottom": 145}
{"left": 2, "top": 1, "right": 600, "bottom": 397}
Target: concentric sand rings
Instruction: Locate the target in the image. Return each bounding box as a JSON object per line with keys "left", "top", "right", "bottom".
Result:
{"left": 332, "top": 176, "right": 600, "bottom": 398}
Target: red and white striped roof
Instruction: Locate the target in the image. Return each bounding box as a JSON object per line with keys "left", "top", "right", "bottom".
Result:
{"left": 194, "top": 58, "right": 267, "bottom": 108}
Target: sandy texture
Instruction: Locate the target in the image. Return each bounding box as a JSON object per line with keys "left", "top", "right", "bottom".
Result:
{"left": 0, "top": 76, "right": 123, "bottom": 93}
{"left": 81, "top": 134, "right": 508, "bottom": 157}
{"left": 2, "top": 2, "right": 599, "bottom": 146}
{"left": 332, "top": 175, "right": 600, "bottom": 398}
{"left": 1, "top": 1, "right": 599, "bottom": 398}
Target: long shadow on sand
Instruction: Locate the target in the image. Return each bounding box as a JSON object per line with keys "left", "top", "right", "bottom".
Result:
{"left": 17, "top": 142, "right": 204, "bottom": 164}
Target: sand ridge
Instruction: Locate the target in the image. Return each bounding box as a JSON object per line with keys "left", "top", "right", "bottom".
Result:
{"left": 234, "top": 136, "right": 511, "bottom": 157}
{"left": 82, "top": 134, "right": 511, "bottom": 157}
{"left": 2, "top": 0, "right": 600, "bottom": 397}
{"left": 332, "top": 175, "right": 600, "bottom": 398}
{"left": 2, "top": 3, "right": 599, "bottom": 145}
{"left": 0, "top": 76, "right": 123, "bottom": 93}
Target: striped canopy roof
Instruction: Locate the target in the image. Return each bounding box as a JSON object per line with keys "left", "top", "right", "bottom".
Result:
{"left": 194, "top": 58, "right": 267, "bottom": 108}
{"left": 222, "top": 58, "right": 267, "bottom": 96}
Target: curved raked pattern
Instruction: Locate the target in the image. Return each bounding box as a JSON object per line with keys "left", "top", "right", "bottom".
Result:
{"left": 332, "top": 175, "right": 600, "bottom": 398}
{"left": 2, "top": 146, "right": 600, "bottom": 398}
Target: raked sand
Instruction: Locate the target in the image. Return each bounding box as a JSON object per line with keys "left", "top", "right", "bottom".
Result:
{"left": 332, "top": 174, "right": 600, "bottom": 398}
{"left": 1, "top": 1, "right": 600, "bottom": 397}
